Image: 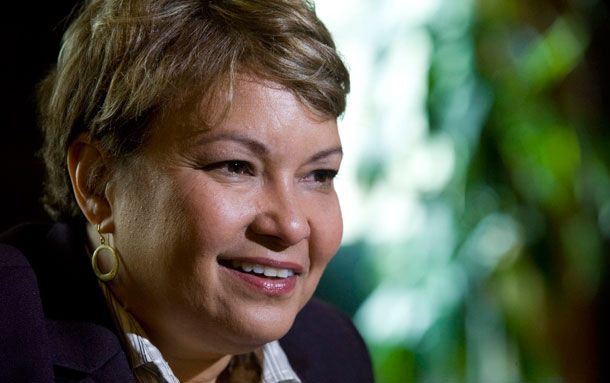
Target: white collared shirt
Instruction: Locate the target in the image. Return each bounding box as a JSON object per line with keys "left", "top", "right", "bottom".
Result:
{"left": 99, "top": 283, "right": 301, "bottom": 383}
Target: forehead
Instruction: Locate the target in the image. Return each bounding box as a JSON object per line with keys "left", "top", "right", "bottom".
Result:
{"left": 149, "top": 77, "right": 339, "bottom": 152}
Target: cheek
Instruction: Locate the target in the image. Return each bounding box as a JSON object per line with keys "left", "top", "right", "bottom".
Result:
{"left": 309, "top": 195, "right": 343, "bottom": 266}
{"left": 176, "top": 181, "right": 256, "bottom": 250}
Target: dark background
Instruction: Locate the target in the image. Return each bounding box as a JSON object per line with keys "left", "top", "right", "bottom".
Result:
{"left": 1, "top": 2, "right": 78, "bottom": 231}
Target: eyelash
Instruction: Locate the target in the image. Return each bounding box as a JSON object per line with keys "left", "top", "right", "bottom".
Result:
{"left": 203, "top": 160, "right": 338, "bottom": 185}
{"left": 306, "top": 169, "right": 339, "bottom": 184}
{"left": 203, "top": 160, "right": 254, "bottom": 175}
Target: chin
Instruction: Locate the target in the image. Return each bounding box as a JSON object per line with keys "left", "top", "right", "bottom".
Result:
{"left": 226, "top": 304, "right": 299, "bottom": 350}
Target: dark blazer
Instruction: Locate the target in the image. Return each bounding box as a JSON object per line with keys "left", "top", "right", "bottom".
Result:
{"left": 0, "top": 223, "right": 374, "bottom": 382}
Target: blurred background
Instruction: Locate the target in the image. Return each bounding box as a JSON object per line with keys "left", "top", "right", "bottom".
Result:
{"left": 1, "top": 0, "right": 608, "bottom": 382}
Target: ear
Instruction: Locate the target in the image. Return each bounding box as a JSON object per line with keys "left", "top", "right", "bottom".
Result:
{"left": 67, "top": 133, "right": 115, "bottom": 233}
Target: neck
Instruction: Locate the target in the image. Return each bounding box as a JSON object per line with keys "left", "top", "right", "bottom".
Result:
{"left": 97, "top": 277, "right": 236, "bottom": 383}
{"left": 167, "top": 353, "right": 233, "bottom": 383}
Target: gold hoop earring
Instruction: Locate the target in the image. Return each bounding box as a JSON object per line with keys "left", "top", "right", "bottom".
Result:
{"left": 91, "top": 224, "right": 118, "bottom": 282}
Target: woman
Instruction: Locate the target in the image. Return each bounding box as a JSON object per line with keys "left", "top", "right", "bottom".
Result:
{"left": 0, "top": 0, "right": 373, "bottom": 382}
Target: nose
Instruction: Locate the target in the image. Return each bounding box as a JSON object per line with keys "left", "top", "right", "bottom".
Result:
{"left": 248, "top": 180, "right": 311, "bottom": 248}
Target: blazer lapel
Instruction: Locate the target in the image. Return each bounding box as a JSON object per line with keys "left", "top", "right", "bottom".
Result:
{"left": 47, "top": 319, "right": 134, "bottom": 382}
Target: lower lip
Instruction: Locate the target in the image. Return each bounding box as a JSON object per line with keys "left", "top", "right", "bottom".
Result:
{"left": 223, "top": 267, "right": 297, "bottom": 296}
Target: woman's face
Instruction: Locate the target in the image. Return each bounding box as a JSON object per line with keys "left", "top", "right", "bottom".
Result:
{"left": 106, "top": 78, "right": 343, "bottom": 358}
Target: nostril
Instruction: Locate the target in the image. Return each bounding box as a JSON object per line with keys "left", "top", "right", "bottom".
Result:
{"left": 248, "top": 212, "right": 309, "bottom": 247}
{"left": 245, "top": 227, "right": 292, "bottom": 252}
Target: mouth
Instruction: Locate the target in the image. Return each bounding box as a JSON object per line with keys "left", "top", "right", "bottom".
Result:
{"left": 218, "top": 259, "right": 297, "bottom": 280}
{"left": 217, "top": 258, "right": 301, "bottom": 296}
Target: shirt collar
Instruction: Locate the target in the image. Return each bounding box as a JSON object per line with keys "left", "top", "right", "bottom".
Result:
{"left": 259, "top": 341, "right": 302, "bottom": 383}
{"left": 99, "top": 283, "right": 301, "bottom": 383}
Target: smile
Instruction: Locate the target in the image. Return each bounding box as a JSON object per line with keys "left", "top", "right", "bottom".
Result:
{"left": 228, "top": 260, "right": 295, "bottom": 279}
{"left": 218, "top": 258, "right": 301, "bottom": 296}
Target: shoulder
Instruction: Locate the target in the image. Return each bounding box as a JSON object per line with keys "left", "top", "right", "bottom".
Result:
{"left": 0, "top": 224, "right": 51, "bottom": 318}
{"left": 0, "top": 223, "right": 134, "bottom": 383}
{"left": 0, "top": 227, "right": 55, "bottom": 382}
{"left": 0, "top": 223, "right": 74, "bottom": 320}
{"left": 0, "top": 225, "right": 47, "bottom": 313}
{"left": 280, "top": 298, "right": 374, "bottom": 383}
{"left": 0, "top": 230, "right": 44, "bottom": 313}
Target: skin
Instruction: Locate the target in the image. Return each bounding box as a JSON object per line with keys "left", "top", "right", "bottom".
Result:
{"left": 68, "top": 77, "right": 343, "bottom": 382}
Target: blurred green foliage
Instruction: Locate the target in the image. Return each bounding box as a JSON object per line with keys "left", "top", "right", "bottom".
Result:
{"left": 316, "top": 0, "right": 609, "bottom": 381}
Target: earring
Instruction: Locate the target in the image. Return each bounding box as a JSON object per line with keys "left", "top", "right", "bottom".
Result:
{"left": 91, "top": 224, "right": 119, "bottom": 282}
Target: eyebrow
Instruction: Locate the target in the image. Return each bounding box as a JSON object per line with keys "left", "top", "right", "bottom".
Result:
{"left": 307, "top": 146, "right": 343, "bottom": 163}
{"left": 195, "top": 133, "right": 268, "bottom": 155}
{"left": 195, "top": 133, "right": 343, "bottom": 162}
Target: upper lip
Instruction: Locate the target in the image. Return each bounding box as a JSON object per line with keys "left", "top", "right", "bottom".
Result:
{"left": 219, "top": 256, "right": 305, "bottom": 274}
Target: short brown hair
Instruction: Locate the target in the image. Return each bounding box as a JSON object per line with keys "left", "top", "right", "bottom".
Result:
{"left": 38, "top": 0, "right": 350, "bottom": 222}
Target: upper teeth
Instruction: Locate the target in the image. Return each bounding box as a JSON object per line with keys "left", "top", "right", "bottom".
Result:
{"left": 231, "top": 260, "right": 295, "bottom": 278}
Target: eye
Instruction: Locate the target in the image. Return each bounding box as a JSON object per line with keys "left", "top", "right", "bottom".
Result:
{"left": 304, "top": 169, "right": 339, "bottom": 184}
{"left": 203, "top": 160, "right": 254, "bottom": 176}
{"left": 225, "top": 161, "right": 252, "bottom": 175}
